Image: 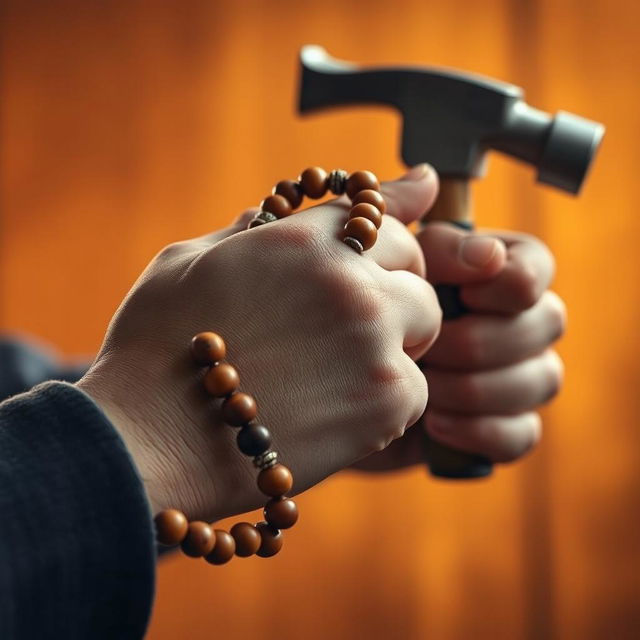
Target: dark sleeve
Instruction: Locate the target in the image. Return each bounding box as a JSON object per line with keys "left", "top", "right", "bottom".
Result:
{"left": 0, "top": 382, "right": 156, "bottom": 640}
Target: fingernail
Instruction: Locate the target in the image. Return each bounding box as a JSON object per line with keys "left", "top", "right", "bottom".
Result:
{"left": 460, "top": 236, "right": 499, "bottom": 268}
{"left": 401, "top": 163, "right": 430, "bottom": 181}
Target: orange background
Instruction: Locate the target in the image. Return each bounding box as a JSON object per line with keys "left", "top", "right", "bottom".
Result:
{"left": 2, "top": 0, "right": 639, "bottom": 638}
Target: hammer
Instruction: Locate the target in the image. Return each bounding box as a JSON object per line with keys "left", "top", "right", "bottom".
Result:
{"left": 298, "top": 45, "right": 604, "bottom": 480}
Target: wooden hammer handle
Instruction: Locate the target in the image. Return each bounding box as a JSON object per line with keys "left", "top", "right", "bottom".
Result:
{"left": 421, "top": 179, "right": 493, "bottom": 479}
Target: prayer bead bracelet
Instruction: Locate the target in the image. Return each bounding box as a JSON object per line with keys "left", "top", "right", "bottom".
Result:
{"left": 248, "top": 167, "right": 386, "bottom": 253}
{"left": 154, "top": 332, "right": 297, "bottom": 564}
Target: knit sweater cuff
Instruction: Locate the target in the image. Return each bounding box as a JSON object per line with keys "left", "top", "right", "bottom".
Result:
{"left": 0, "top": 381, "right": 155, "bottom": 639}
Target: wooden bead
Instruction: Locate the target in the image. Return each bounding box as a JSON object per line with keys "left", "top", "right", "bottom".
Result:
{"left": 260, "top": 194, "right": 293, "bottom": 218}
{"left": 274, "top": 180, "right": 303, "bottom": 209}
{"left": 345, "top": 170, "right": 380, "bottom": 199}
{"left": 191, "top": 332, "right": 226, "bottom": 365}
{"left": 180, "top": 521, "right": 216, "bottom": 558}
{"left": 230, "top": 522, "right": 262, "bottom": 557}
{"left": 237, "top": 424, "right": 272, "bottom": 456}
{"left": 299, "top": 167, "right": 328, "bottom": 199}
{"left": 204, "top": 363, "right": 239, "bottom": 397}
{"left": 257, "top": 464, "right": 293, "bottom": 497}
{"left": 349, "top": 202, "right": 383, "bottom": 229}
{"left": 264, "top": 497, "right": 299, "bottom": 529}
{"left": 221, "top": 392, "right": 257, "bottom": 426}
{"left": 205, "top": 530, "right": 236, "bottom": 565}
{"left": 351, "top": 188, "right": 386, "bottom": 214}
{"left": 255, "top": 522, "right": 284, "bottom": 558}
{"left": 343, "top": 216, "right": 378, "bottom": 251}
{"left": 154, "top": 509, "right": 189, "bottom": 546}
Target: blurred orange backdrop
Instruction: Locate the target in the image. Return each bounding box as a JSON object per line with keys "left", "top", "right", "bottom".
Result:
{"left": 1, "top": 0, "right": 639, "bottom": 638}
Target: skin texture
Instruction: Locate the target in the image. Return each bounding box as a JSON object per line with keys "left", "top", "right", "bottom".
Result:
{"left": 78, "top": 166, "right": 442, "bottom": 522}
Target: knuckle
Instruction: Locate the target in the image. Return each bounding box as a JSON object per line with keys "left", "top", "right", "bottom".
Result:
{"left": 367, "top": 361, "right": 427, "bottom": 443}
{"left": 456, "top": 326, "right": 485, "bottom": 367}
{"left": 542, "top": 350, "right": 564, "bottom": 403}
{"left": 495, "top": 413, "right": 542, "bottom": 463}
{"left": 156, "top": 241, "right": 191, "bottom": 261}
{"left": 512, "top": 265, "right": 541, "bottom": 310}
{"left": 456, "top": 374, "right": 484, "bottom": 412}
{"left": 544, "top": 291, "right": 568, "bottom": 342}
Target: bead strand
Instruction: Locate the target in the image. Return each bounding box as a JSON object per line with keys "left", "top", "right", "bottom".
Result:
{"left": 154, "top": 331, "right": 298, "bottom": 565}
{"left": 248, "top": 167, "right": 386, "bottom": 254}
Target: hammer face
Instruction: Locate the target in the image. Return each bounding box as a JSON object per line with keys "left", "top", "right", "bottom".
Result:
{"left": 537, "top": 111, "right": 606, "bottom": 194}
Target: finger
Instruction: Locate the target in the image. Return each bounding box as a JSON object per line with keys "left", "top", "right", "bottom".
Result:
{"left": 379, "top": 163, "right": 440, "bottom": 225}
{"left": 351, "top": 423, "right": 425, "bottom": 472}
{"left": 422, "top": 291, "right": 567, "bottom": 370}
{"left": 366, "top": 215, "right": 426, "bottom": 277}
{"left": 425, "top": 410, "right": 542, "bottom": 462}
{"left": 425, "top": 349, "right": 564, "bottom": 415}
{"left": 383, "top": 270, "right": 442, "bottom": 360}
{"left": 294, "top": 199, "right": 426, "bottom": 276}
{"left": 417, "top": 222, "right": 507, "bottom": 284}
{"left": 461, "top": 231, "right": 556, "bottom": 313}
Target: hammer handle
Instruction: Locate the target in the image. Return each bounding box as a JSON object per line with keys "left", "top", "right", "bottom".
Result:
{"left": 422, "top": 179, "right": 493, "bottom": 479}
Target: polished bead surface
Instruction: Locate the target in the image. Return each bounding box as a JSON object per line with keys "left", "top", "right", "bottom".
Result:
{"left": 205, "top": 530, "right": 236, "bottom": 565}
{"left": 349, "top": 202, "right": 383, "bottom": 229}
{"left": 230, "top": 522, "right": 262, "bottom": 557}
{"left": 352, "top": 188, "right": 386, "bottom": 214}
{"left": 264, "top": 497, "right": 299, "bottom": 529}
{"left": 255, "top": 521, "right": 284, "bottom": 558}
{"left": 180, "top": 521, "right": 216, "bottom": 558}
{"left": 191, "top": 332, "right": 226, "bottom": 365}
{"left": 221, "top": 392, "right": 257, "bottom": 426}
{"left": 257, "top": 463, "right": 293, "bottom": 497}
{"left": 345, "top": 170, "right": 380, "bottom": 199}
{"left": 260, "top": 194, "right": 293, "bottom": 218}
{"left": 154, "top": 509, "right": 189, "bottom": 546}
{"left": 237, "top": 424, "right": 272, "bottom": 456}
{"left": 204, "top": 363, "right": 240, "bottom": 397}
{"left": 299, "top": 167, "right": 328, "bottom": 199}
{"left": 274, "top": 180, "right": 304, "bottom": 209}
{"left": 343, "top": 216, "right": 378, "bottom": 251}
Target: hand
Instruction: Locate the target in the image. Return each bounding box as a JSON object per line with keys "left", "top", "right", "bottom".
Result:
{"left": 77, "top": 166, "right": 442, "bottom": 521}
{"left": 354, "top": 222, "right": 566, "bottom": 472}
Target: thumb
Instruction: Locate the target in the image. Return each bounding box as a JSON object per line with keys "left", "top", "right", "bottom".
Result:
{"left": 417, "top": 222, "right": 507, "bottom": 284}
{"left": 380, "top": 163, "right": 440, "bottom": 225}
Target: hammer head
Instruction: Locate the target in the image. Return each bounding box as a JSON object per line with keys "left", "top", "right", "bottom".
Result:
{"left": 299, "top": 46, "right": 604, "bottom": 194}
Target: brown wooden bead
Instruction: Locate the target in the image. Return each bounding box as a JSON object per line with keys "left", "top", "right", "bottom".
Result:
{"left": 255, "top": 522, "right": 284, "bottom": 558}
{"left": 154, "top": 509, "right": 189, "bottom": 546}
{"left": 264, "top": 497, "right": 299, "bottom": 529}
{"left": 345, "top": 170, "right": 380, "bottom": 199}
{"left": 274, "top": 180, "right": 303, "bottom": 209}
{"left": 257, "top": 464, "right": 293, "bottom": 497}
{"left": 260, "top": 194, "right": 293, "bottom": 218}
{"left": 205, "top": 530, "right": 236, "bottom": 565}
{"left": 299, "top": 167, "right": 328, "bottom": 199}
{"left": 230, "top": 522, "right": 261, "bottom": 557}
{"left": 349, "top": 202, "right": 383, "bottom": 229}
{"left": 352, "top": 188, "right": 386, "bottom": 214}
{"left": 191, "top": 332, "right": 226, "bottom": 365}
{"left": 204, "top": 363, "right": 239, "bottom": 397}
{"left": 343, "top": 216, "right": 378, "bottom": 251}
{"left": 221, "top": 392, "right": 257, "bottom": 426}
{"left": 180, "top": 521, "right": 216, "bottom": 558}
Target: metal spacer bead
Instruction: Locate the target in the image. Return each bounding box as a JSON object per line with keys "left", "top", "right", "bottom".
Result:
{"left": 328, "top": 169, "right": 348, "bottom": 195}
{"left": 343, "top": 236, "right": 364, "bottom": 254}
{"left": 247, "top": 211, "right": 278, "bottom": 230}
{"left": 253, "top": 450, "right": 278, "bottom": 470}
